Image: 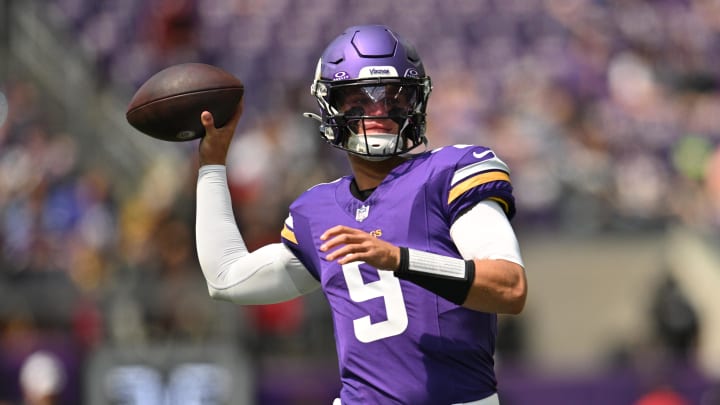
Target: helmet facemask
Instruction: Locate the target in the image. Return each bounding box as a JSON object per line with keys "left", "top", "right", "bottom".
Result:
{"left": 310, "top": 78, "right": 431, "bottom": 159}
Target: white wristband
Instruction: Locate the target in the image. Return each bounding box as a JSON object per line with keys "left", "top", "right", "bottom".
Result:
{"left": 407, "top": 248, "right": 467, "bottom": 279}
{"left": 396, "top": 247, "right": 474, "bottom": 305}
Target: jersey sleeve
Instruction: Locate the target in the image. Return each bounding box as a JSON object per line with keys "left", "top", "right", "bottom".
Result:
{"left": 441, "top": 145, "right": 516, "bottom": 225}
{"left": 280, "top": 211, "right": 322, "bottom": 281}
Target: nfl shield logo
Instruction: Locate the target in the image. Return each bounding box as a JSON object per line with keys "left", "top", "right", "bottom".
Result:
{"left": 355, "top": 205, "right": 370, "bottom": 222}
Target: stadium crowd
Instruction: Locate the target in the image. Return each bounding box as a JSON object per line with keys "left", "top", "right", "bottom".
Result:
{"left": 1, "top": 0, "right": 720, "bottom": 403}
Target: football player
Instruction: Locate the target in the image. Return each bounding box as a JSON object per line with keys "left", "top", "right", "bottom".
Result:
{"left": 195, "top": 24, "right": 527, "bottom": 405}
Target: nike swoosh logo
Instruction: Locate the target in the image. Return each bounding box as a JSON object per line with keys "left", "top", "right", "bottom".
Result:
{"left": 473, "top": 150, "right": 493, "bottom": 160}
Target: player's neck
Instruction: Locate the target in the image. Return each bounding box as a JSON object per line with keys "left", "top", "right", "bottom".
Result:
{"left": 347, "top": 154, "right": 406, "bottom": 190}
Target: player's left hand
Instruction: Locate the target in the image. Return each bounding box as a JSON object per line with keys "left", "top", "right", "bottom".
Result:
{"left": 320, "top": 225, "right": 400, "bottom": 270}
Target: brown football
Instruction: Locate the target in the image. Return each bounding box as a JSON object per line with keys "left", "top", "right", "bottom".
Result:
{"left": 126, "top": 63, "right": 244, "bottom": 142}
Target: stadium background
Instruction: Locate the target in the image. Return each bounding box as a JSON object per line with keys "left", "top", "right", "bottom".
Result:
{"left": 1, "top": 0, "right": 720, "bottom": 403}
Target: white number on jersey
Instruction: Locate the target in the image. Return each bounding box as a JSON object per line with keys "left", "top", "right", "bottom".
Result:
{"left": 342, "top": 262, "right": 408, "bottom": 343}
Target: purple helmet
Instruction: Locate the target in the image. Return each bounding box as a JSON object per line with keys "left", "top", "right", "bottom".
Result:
{"left": 305, "top": 25, "right": 432, "bottom": 158}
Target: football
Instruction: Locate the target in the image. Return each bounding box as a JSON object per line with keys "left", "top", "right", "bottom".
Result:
{"left": 126, "top": 63, "right": 244, "bottom": 142}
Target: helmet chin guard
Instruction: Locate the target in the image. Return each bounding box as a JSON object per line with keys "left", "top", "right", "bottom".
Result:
{"left": 305, "top": 25, "right": 432, "bottom": 158}
{"left": 347, "top": 133, "right": 399, "bottom": 157}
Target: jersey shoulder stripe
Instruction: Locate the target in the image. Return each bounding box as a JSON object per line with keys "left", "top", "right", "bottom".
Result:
{"left": 428, "top": 144, "right": 515, "bottom": 219}
{"left": 450, "top": 150, "right": 510, "bottom": 186}
{"left": 281, "top": 217, "right": 298, "bottom": 245}
{"left": 448, "top": 170, "right": 511, "bottom": 204}
{"left": 279, "top": 212, "right": 321, "bottom": 280}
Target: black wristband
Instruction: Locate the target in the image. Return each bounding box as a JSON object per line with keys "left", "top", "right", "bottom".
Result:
{"left": 395, "top": 247, "right": 475, "bottom": 305}
{"left": 397, "top": 247, "right": 410, "bottom": 274}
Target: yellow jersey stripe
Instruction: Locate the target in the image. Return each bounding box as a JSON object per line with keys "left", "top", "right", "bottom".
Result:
{"left": 488, "top": 196, "right": 511, "bottom": 215}
{"left": 281, "top": 225, "right": 298, "bottom": 244}
{"left": 448, "top": 171, "right": 511, "bottom": 204}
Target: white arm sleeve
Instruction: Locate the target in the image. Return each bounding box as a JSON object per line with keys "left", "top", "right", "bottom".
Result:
{"left": 449, "top": 200, "right": 525, "bottom": 267}
{"left": 196, "top": 165, "right": 320, "bottom": 304}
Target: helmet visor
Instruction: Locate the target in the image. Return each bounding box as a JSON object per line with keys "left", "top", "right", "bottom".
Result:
{"left": 329, "top": 84, "right": 419, "bottom": 118}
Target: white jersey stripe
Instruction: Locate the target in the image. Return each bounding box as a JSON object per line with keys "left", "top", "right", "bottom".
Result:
{"left": 451, "top": 156, "right": 510, "bottom": 186}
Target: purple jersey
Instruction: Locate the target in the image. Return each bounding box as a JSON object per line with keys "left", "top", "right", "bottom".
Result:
{"left": 281, "top": 145, "right": 515, "bottom": 404}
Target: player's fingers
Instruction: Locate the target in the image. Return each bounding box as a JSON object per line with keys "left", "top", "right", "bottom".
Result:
{"left": 198, "top": 109, "right": 233, "bottom": 165}
{"left": 328, "top": 243, "right": 379, "bottom": 263}
{"left": 326, "top": 237, "right": 382, "bottom": 260}
{"left": 337, "top": 252, "right": 361, "bottom": 265}
{"left": 325, "top": 245, "right": 358, "bottom": 262}
{"left": 320, "top": 225, "right": 363, "bottom": 242}
{"left": 332, "top": 246, "right": 392, "bottom": 268}
{"left": 201, "top": 110, "right": 215, "bottom": 129}
{"left": 320, "top": 232, "right": 367, "bottom": 252}
{"left": 320, "top": 225, "right": 345, "bottom": 241}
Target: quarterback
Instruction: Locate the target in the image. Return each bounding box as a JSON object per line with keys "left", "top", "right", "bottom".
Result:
{"left": 195, "top": 25, "right": 527, "bottom": 405}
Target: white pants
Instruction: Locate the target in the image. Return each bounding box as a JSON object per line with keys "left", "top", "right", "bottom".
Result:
{"left": 332, "top": 392, "right": 500, "bottom": 405}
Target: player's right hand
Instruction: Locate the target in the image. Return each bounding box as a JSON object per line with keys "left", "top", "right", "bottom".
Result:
{"left": 199, "top": 101, "right": 244, "bottom": 166}
{"left": 320, "top": 225, "right": 401, "bottom": 271}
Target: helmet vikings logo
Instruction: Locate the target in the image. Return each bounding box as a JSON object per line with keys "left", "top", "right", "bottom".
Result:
{"left": 358, "top": 66, "right": 398, "bottom": 78}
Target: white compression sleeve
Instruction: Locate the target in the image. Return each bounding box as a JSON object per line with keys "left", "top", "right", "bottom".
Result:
{"left": 196, "top": 165, "right": 319, "bottom": 304}
{"left": 449, "top": 200, "right": 524, "bottom": 267}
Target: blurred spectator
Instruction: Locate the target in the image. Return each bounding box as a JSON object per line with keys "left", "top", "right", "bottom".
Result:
{"left": 650, "top": 274, "right": 700, "bottom": 361}
{"left": 19, "top": 351, "right": 66, "bottom": 405}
